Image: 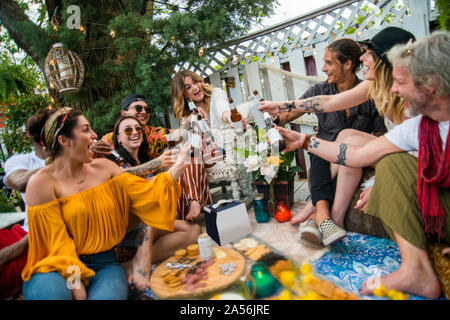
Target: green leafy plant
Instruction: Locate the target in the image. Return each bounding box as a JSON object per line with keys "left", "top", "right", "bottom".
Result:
{"left": 1, "top": 94, "right": 50, "bottom": 159}
{"left": 436, "top": 0, "right": 450, "bottom": 30}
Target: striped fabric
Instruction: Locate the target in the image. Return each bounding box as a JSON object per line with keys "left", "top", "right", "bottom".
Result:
{"left": 176, "top": 163, "right": 213, "bottom": 221}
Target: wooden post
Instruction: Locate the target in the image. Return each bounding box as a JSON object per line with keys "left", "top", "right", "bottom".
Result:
{"left": 244, "top": 62, "right": 263, "bottom": 100}
{"left": 209, "top": 71, "right": 222, "bottom": 89}
{"left": 288, "top": 48, "right": 309, "bottom": 99}
{"left": 265, "top": 56, "right": 286, "bottom": 101}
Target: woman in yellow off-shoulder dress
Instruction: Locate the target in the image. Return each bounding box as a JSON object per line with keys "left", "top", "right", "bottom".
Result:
{"left": 21, "top": 107, "right": 190, "bottom": 300}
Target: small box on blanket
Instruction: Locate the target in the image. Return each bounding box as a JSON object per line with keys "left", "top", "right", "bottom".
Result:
{"left": 203, "top": 199, "right": 253, "bottom": 246}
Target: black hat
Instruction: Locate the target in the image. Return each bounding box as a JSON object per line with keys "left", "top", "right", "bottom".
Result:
{"left": 120, "top": 94, "right": 147, "bottom": 110}
{"left": 359, "top": 26, "right": 415, "bottom": 68}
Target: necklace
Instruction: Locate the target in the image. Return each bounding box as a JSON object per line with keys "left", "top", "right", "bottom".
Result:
{"left": 78, "top": 179, "right": 85, "bottom": 184}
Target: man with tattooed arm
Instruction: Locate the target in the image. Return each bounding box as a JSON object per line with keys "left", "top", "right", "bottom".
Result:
{"left": 273, "top": 38, "right": 386, "bottom": 246}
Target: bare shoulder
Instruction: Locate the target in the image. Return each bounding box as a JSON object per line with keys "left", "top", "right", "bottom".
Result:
{"left": 90, "top": 158, "right": 123, "bottom": 177}
{"left": 25, "top": 168, "right": 58, "bottom": 206}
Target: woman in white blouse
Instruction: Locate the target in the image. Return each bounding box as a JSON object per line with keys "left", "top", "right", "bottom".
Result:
{"left": 171, "top": 70, "right": 234, "bottom": 149}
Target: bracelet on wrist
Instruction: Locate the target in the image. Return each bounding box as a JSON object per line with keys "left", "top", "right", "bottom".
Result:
{"left": 300, "top": 134, "right": 313, "bottom": 150}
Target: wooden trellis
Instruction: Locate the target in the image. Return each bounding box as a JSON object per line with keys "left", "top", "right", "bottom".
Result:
{"left": 171, "top": 0, "right": 436, "bottom": 179}
{"left": 179, "top": 0, "right": 434, "bottom": 93}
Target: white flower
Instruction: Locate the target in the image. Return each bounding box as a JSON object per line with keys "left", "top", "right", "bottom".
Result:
{"left": 256, "top": 141, "right": 269, "bottom": 153}
{"left": 245, "top": 155, "right": 260, "bottom": 172}
{"left": 260, "top": 163, "right": 276, "bottom": 183}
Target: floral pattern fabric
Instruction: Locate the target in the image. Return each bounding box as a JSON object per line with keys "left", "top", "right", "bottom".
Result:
{"left": 310, "top": 232, "right": 441, "bottom": 300}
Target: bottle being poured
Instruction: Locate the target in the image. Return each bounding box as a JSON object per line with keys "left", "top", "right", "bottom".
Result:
{"left": 187, "top": 99, "right": 210, "bottom": 134}
{"left": 228, "top": 97, "right": 245, "bottom": 136}
{"left": 263, "top": 112, "right": 286, "bottom": 154}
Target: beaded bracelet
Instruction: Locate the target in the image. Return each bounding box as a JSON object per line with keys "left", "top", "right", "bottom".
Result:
{"left": 300, "top": 134, "right": 313, "bottom": 150}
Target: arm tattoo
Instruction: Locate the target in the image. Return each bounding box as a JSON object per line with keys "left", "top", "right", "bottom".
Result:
{"left": 137, "top": 269, "right": 148, "bottom": 278}
{"left": 298, "top": 97, "right": 324, "bottom": 113}
{"left": 136, "top": 226, "right": 150, "bottom": 246}
{"left": 123, "top": 158, "right": 162, "bottom": 178}
{"left": 335, "top": 143, "right": 348, "bottom": 166}
{"left": 308, "top": 137, "right": 320, "bottom": 149}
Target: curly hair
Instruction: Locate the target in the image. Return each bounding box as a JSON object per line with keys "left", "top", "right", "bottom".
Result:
{"left": 171, "top": 70, "right": 213, "bottom": 120}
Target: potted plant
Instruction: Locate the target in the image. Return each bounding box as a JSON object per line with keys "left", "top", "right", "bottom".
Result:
{"left": 235, "top": 129, "right": 302, "bottom": 209}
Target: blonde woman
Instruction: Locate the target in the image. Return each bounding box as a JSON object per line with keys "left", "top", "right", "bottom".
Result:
{"left": 259, "top": 27, "right": 415, "bottom": 237}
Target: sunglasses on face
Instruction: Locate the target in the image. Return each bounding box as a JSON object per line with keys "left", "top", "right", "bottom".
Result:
{"left": 122, "top": 126, "right": 144, "bottom": 136}
{"left": 129, "top": 105, "right": 151, "bottom": 114}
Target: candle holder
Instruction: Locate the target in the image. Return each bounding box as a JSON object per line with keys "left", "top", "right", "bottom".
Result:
{"left": 253, "top": 193, "right": 269, "bottom": 223}
{"left": 274, "top": 200, "right": 291, "bottom": 222}
{"left": 246, "top": 262, "right": 278, "bottom": 298}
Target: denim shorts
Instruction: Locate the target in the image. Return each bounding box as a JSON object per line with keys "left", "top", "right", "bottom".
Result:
{"left": 24, "top": 249, "right": 128, "bottom": 300}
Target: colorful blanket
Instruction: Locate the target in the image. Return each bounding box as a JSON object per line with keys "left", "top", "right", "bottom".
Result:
{"left": 311, "top": 232, "right": 445, "bottom": 300}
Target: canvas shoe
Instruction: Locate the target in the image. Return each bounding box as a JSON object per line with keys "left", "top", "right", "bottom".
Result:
{"left": 298, "top": 219, "right": 322, "bottom": 245}
{"left": 319, "top": 219, "right": 347, "bottom": 246}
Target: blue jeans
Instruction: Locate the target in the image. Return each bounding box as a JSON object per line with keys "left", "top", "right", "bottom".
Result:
{"left": 23, "top": 249, "right": 128, "bottom": 300}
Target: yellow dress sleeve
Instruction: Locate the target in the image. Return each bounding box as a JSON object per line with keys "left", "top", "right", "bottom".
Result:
{"left": 22, "top": 201, "right": 95, "bottom": 284}
{"left": 119, "top": 171, "right": 181, "bottom": 231}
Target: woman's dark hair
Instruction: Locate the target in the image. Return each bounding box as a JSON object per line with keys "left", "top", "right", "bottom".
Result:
{"left": 327, "top": 38, "right": 362, "bottom": 74}
{"left": 36, "top": 107, "right": 83, "bottom": 163}
{"left": 26, "top": 109, "right": 51, "bottom": 144}
{"left": 112, "top": 116, "right": 149, "bottom": 166}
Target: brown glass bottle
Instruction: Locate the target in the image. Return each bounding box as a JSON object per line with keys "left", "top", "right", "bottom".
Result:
{"left": 253, "top": 90, "right": 264, "bottom": 101}
{"left": 228, "top": 97, "right": 245, "bottom": 136}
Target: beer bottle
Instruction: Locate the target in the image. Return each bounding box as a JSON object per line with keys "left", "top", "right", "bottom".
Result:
{"left": 228, "top": 97, "right": 245, "bottom": 136}
{"left": 187, "top": 99, "right": 210, "bottom": 133}
{"left": 253, "top": 90, "right": 264, "bottom": 101}
{"left": 263, "top": 111, "right": 286, "bottom": 153}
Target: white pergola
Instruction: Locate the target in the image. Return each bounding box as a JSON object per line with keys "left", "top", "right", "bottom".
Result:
{"left": 179, "top": 0, "right": 436, "bottom": 106}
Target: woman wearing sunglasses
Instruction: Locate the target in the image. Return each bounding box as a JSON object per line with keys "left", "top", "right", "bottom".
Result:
{"left": 110, "top": 115, "right": 201, "bottom": 291}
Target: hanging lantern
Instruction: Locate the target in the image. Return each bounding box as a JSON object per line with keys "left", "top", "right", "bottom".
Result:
{"left": 44, "top": 43, "right": 85, "bottom": 94}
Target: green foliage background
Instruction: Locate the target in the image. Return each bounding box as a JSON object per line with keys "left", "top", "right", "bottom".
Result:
{"left": 436, "top": 0, "right": 450, "bottom": 30}
{"left": 1, "top": 0, "right": 276, "bottom": 139}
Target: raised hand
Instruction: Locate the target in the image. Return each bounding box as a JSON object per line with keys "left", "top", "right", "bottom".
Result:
{"left": 258, "top": 100, "right": 283, "bottom": 116}
{"left": 276, "top": 126, "right": 306, "bottom": 152}
{"left": 91, "top": 139, "right": 113, "bottom": 158}
{"left": 159, "top": 149, "right": 179, "bottom": 168}
{"left": 354, "top": 186, "right": 372, "bottom": 211}
{"left": 171, "top": 143, "right": 191, "bottom": 181}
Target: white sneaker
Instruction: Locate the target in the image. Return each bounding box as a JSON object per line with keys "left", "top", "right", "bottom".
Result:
{"left": 298, "top": 219, "right": 322, "bottom": 245}
{"left": 319, "top": 219, "right": 347, "bottom": 246}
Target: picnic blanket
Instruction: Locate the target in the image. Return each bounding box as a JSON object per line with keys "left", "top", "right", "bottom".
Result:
{"left": 311, "top": 232, "right": 446, "bottom": 300}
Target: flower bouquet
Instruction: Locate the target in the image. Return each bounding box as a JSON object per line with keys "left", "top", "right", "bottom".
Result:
{"left": 235, "top": 128, "right": 302, "bottom": 209}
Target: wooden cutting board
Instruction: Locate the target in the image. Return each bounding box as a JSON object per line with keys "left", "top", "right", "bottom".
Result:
{"left": 150, "top": 247, "right": 246, "bottom": 299}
